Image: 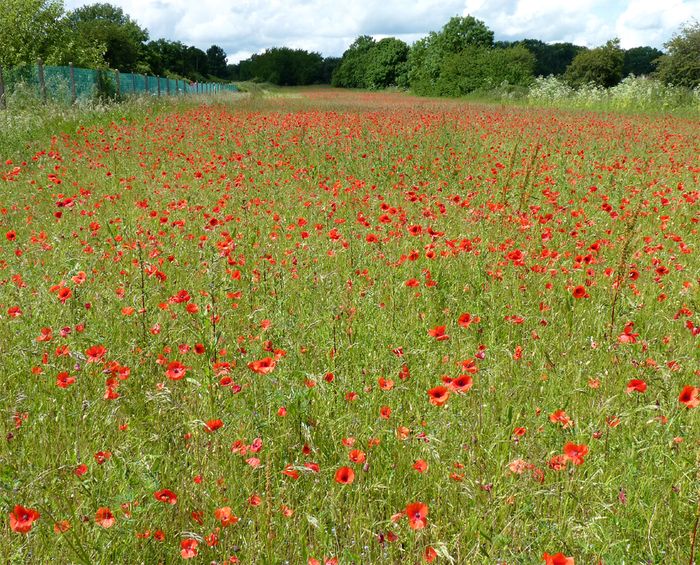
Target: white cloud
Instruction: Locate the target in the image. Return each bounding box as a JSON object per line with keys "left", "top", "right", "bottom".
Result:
{"left": 62, "top": 0, "right": 699, "bottom": 62}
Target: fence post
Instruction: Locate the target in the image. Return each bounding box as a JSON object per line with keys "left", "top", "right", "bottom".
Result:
{"left": 157, "top": 76, "right": 161, "bottom": 97}
{"left": 115, "top": 70, "right": 120, "bottom": 98}
{"left": 69, "top": 63, "right": 76, "bottom": 104}
{"left": 37, "top": 59, "right": 47, "bottom": 104}
{"left": 131, "top": 73, "right": 135, "bottom": 94}
{"left": 0, "top": 66, "right": 5, "bottom": 110}
{"left": 166, "top": 77, "right": 170, "bottom": 96}
{"left": 144, "top": 74, "right": 148, "bottom": 94}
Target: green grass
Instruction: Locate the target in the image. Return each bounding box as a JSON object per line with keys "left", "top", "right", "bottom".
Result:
{"left": 0, "top": 88, "right": 698, "bottom": 564}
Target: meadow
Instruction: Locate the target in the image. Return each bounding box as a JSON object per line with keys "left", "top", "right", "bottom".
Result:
{"left": 0, "top": 88, "right": 698, "bottom": 564}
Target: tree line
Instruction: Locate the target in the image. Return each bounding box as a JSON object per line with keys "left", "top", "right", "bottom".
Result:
{"left": 3, "top": 2, "right": 699, "bottom": 92}
{"left": 1, "top": 0, "right": 229, "bottom": 82}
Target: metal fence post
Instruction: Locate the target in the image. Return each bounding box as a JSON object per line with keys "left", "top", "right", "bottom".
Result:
{"left": 37, "top": 59, "right": 47, "bottom": 104}
{"left": 69, "top": 63, "right": 76, "bottom": 104}
{"left": 115, "top": 70, "right": 120, "bottom": 98}
{"left": 0, "top": 66, "right": 6, "bottom": 110}
{"left": 157, "top": 76, "right": 161, "bottom": 97}
{"left": 144, "top": 74, "right": 148, "bottom": 94}
{"left": 166, "top": 77, "right": 170, "bottom": 96}
{"left": 131, "top": 73, "right": 135, "bottom": 94}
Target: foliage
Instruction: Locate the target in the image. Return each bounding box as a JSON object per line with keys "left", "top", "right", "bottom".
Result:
{"left": 565, "top": 39, "right": 624, "bottom": 87}
{"left": 655, "top": 20, "right": 700, "bottom": 88}
{"left": 622, "top": 46, "right": 663, "bottom": 77}
{"left": 436, "top": 45, "right": 535, "bottom": 96}
{"left": 332, "top": 36, "right": 409, "bottom": 89}
{"left": 65, "top": 3, "right": 149, "bottom": 72}
{"left": 527, "top": 74, "right": 700, "bottom": 113}
{"left": 331, "top": 36, "right": 377, "bottom": 88}
{"left": 234, "top": 48, "right": 325, "bottom": 85}
{"left": 408, "top": 16, "right": 493, "bottom": 95}
{"left": 515, "top": 39, "right": 588, "bottom": 77}
{"left": 206, "top": 45, "right": 228, "bottom": 79}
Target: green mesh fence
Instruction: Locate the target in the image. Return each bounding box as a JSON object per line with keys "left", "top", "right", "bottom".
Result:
{"left": 0, "top": 62, "right": 237, "bottom": 109}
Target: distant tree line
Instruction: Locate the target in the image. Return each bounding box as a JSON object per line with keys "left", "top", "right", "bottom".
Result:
{"left": 332, "top": 16, "right": 698, "bottom": 95}
{"left": 1, "top": 0, "right": 230, "bottom": 82}
{"left": 3, "top": 2, "right": 699, "bottom": 93}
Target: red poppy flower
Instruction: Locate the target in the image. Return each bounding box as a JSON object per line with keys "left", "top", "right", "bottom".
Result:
{"left": 679, "top": 385, "right": 699, "bottom": 408}
{"left": 571, "top": 286, "right": 588, "bottom": 299}
{"left": 427, "top": 325, "right": 449, "bottom": 341}
{"left": 214, "top": 506, "right": 239, "bottom": 526}
{"left": 154, "top": 489, "right": 177, "bottom": 505}
{"left": 248, "top": 357, "right": 276, "bottom": 375}
{"left": 424, "top": 546, "right": 438, "bottom": 562}
{"left": 95, "top": 507, "right": 115, "bottom": 528}
{"left": 204, "top": 419, "right": 224, "bottom": 433}
{"left": 625, "top": 379, "right": 647, "bottom": 394}
{"left": 181, "top": 538, "right": 199, "bottom": 559}
{"left": 334, "top": 466, "right": 355, "bottom": 485}
{"left": 85, "top": 345, "right": 106, "bottom": 363}
{"left": 413, "top": 459, "right": 428, "bottom": 473}
{"left": 427, "top": 386, "right": 450, "bottom": 406}
{"left": 165, "top": 361, "right": 188, "bottom": 380}
{"left": 348, "top": 449, "right": 366, "bottom": 464}
{"left": 451, "top": 374, "right": 473, "bottom": 393}
{"left": 56, "top": 372, "right": 75, "bottom": 388}
{"left": 458, "top": 312, "right": 480, "bottom": 328}
{"left": 542, "top": 552, "right": 575, "bottom": 565}
{"left": 405, "top": 502, "right": 428, "bottom": 530}
{"left": 9, "top": 505, "right": 40, "bottom": 534}
{"left": 563, "top": 442, "right": 589, "bottom": 466}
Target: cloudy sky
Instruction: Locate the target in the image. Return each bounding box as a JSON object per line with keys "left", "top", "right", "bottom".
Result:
{"left": 63, "top": 0, "right": 699, "bottom": 63}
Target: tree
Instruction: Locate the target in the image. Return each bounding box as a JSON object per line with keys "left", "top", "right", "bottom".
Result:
{"left": 655, "top": 21, "right": 700, "bottom": 88}
{"left": 207, "top": 45, "right": 228, "bottom": 78}
{"left": 564, "top": 39, "right": 624, "bottom": 87}
{"left": 332, "top": 36, "right": 376, "bottom": 88}
{"left": 66, "top": 3, "right": 149, "bottom": 71}
{"left": 436, "top": 45, "right": 535, "bottom": 96}
{"left": 517, "top": 39, "right": 587, "bottom": 76}
{"left": 364, "top": 38, "right": 409, "bottom": 89}
{"left": 435, "top": 15, "right": 494, "bottom": 54}
{"left": 623, "top": 46, "right": 663, "bottom": 77}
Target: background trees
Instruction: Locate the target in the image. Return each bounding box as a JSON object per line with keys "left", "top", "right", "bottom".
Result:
{"left": 655, "top": 21, "right": 700, "bottom": 88}
{"left": 65, "top": 3, "right": 149, "bottom": 72}
{"left": 564, "top": 39, "right": 625, "bottom": 87}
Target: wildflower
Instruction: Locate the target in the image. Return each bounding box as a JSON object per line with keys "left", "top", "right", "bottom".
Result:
{"left": 405, "top": 502, "right": 428, "bottom": 530}
{"left": 181, "top": 538, "right": 199, "bottom": 559}
{"left": 248, "top": 357, "right": 276, "bottom": 374}
{"left": 154, "top": 489, "right": 177, "bottom": 505}
{"left": 563, "top": 443, "right": 589, "bottom": 466}
{"left": 95, "top": 507, "right": 115, "bottom": 528}
{"left": 334, "top": 466, "right": 355, "bottom": 485}
{"left": 427, "top": 386, "right": 450, "bottom": 406}
{"left": 9, "top": 505, "right": 40, "bottom": 534}
{"left": 625, "top": 379, "right": 647, "bottom": 394}
{"left": 679, "top": 385, "right": 699, "bottom": 408}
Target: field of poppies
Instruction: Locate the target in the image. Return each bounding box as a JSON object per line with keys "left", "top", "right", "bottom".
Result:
{"left": 0, "top": 89, "right": 698, "bottom": 564}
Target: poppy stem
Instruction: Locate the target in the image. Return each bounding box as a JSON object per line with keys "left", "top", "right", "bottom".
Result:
{"left": 690, "top": 501, "right": 699, "bottom": 565}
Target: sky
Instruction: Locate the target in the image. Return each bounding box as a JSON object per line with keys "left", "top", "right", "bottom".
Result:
{"left": 63, "top": 0, "right": 699, "bottom": 63}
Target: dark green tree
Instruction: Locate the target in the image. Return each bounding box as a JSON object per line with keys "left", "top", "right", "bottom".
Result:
{"left": 564, "top": 39, "right": 624, "bottom": 87}
{"left": 408, "top": 15, "right": 494, "bottom": 95}
{"left": 517, "top": 39, "right": 587, "bottom": 76}
{"left": 655, "top": 21, "right": 700, "bottom": 88}
{"left": 436, "top": 45, "right": 535, "bottom": 96}
{"left": 66, "top": 3, "right": 149, "bottom": 71}
{"left": 332, "top": 35, "right": 376, "bottom": 88}
{"left": 623, "top": 46, "right": 663, "bottom": 77}
{"left": 206, "top": 45, "right": 228, "bottom": 78}
{"left": 364, "top": 38, "right": 409, "bottom": 89}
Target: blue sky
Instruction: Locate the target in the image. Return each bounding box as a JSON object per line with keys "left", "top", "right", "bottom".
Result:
{"left": 63, "top": 0, "right": 699, "bottom": 63}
